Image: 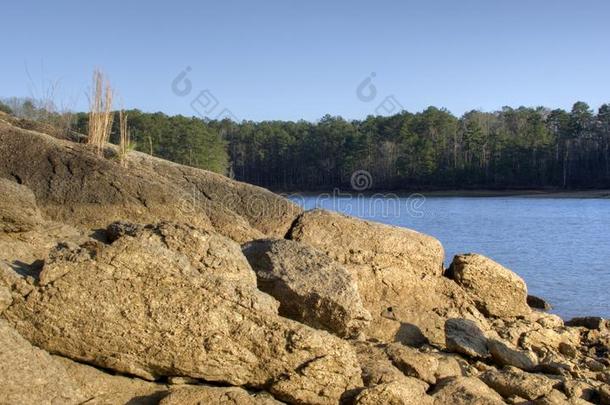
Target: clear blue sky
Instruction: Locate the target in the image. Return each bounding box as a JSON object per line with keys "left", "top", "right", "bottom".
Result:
{"left": 2, "top": 0, "right": 609, "bottom": 121}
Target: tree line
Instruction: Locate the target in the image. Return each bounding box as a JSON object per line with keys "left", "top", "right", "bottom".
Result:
{"left": 211, "top": 102, "right": 610, "bottom": 190}
{"left": 2, "top": 98, "right": 610, "bottom": 190}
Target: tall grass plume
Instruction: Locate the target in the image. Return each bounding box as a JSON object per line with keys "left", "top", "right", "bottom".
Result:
{"left": 87, "top": 70, "right": 114, "bottom": 155}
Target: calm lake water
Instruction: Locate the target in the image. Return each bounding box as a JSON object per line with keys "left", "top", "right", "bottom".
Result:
{"left": 291, "top": 194, "right": 610, "bottom": 320}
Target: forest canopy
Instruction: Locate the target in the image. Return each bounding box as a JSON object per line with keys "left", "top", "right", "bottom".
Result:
{"left": 4, "top": 98, "right": 610, "bottom": 190}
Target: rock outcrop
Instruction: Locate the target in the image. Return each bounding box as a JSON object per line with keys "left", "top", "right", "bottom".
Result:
{"left": 0, "top": 118, "right": 301, "bottom": 242}
{"left": 3, "top": 226, "right": 362, "bottom": 404}
{"left": 289, "top": 209, "right": 488, "bottom": 347}
{"left": 242, "top": 238, "right": 371, "bottom": 338}
{"left": 0, "top": 115, "right": 608, "bottom": 405}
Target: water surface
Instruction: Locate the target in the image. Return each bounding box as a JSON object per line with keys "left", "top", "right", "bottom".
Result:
{"left": 292, "top": 194, "right": 610, "bottom": 320}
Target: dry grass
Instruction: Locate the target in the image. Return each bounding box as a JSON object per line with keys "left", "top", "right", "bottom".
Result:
{"left": 87, "top": 70, "right": 114, "bottom": 155}
{"left": 118, "top": 110, "right": 131, "bottom": 166}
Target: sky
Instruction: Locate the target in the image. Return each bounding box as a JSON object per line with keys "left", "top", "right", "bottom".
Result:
{"left": 2, "top": 0, "right": 610, "bottom": 121}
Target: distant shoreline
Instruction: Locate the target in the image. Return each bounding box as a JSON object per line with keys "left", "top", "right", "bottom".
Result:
{"left": 277, "top": 189, "right": 610, "bottom": 199}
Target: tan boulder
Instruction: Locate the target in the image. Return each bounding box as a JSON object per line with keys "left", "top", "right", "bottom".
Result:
{"left": 385, "top": 343, "right": 439, "bottom": 384}
{"left": 480, "top": 366, "right": 556, "bottom": 400}
{"left": 430, "top": 376, "right": 505, "bottom": 405}
{"left": 448, "top": 254, "right": 530, "bottom": 318}
{"left": 4, "top": 228, "right": 362, "bottom": 404}
{"left": 354, "top": 380, "right": 433, "bottom": 405}
{"left": 0, "top": 178, "right": 43, "bottom": 233}
{"left": 0, "top": 319, "right": 86, "bottom": 404}
{"left": 242, "top": 238, "right": 371, "bottom": 338}
{"left": 289, "top": 209, "right": 487, "bottom": 346}
{"left": 351, "top": 341, "right": 416, "bottom": 387}
{"left": 159, "top": 385, "right": 282, "bottom": 405}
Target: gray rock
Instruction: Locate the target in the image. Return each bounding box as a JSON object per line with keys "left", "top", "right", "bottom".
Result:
{"left": 242, "top": 238, "right": 371, "bottom": 338}
{"left": 445, "top": 318, "right": 489, "bottom": 358}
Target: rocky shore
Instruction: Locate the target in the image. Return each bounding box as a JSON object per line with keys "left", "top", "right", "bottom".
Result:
{"left": 1, "top": 112, "right": 609, "bottom": 404}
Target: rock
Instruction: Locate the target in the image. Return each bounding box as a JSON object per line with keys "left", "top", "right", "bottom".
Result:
{"left": 600, "top": 384, "right": 610, "bottom": 405}
{"left": 0, "top": 284, "right": 11, "bottom": 313}
{"left": 430, "top": 376, "right": 505, "bottom": 405}
{"left": 480, "top": 366, "right": 556, "bottom": 400}
{"left": 520, "top": 327, "right": 581, "bottom": 355}
{"left": 106, "top": 221, "right": 257, "bottom": 284}
{"left": 0, "top": 119, "right": 301, "bottom": 242}
{"left": 4, "top": 229, "right": 362, "bottom": 404}
{"left": 527, "top": 295, "right": 552, "bottom": 311}
{"left": 534, "top": 389, "right": 570, "bottom": 404}
{"left": 488, "top": 338, "right": 538, "bottom": 371}
{"left": 432, "top": 352, "right": 466, "bottom": 380}
{"left": 159, "top": 386, "right": 282, "bottom": 405}
{"left": 563, "top": 379, "right": 598, "bottom": 402}
{"left": 54, "top": 355, "right": 169, "bottom": 405}
{"left": 242, "top": 238, "right": 371, "bottom": 338}
{"left": 566, "top": 317, "right": 609, "bottom": 331}
{"left": 354, "top": 380, "right": 433, "bottom": 405}
{"left": 0, "top": 178, "right": 43, "bottom": 232}
{"left": 445, "top": 318, "right": 489, "bottom": 358}
{"left": 448, "top": 254, "right": 531, "bottom": 318}
{"left": 0, "top": 319, "right": 86, "bottom": 404}
{"left": 533, "top": 313, "right": 564, "bottom": 329}
{"left": 385, "top": 343, "right": 439, "bottom": 384}
{"left": 352, "top": 341, "right": 414, "bottom": 387}
{"left": 289, "top": 209, "right": 488, "bottom": 347}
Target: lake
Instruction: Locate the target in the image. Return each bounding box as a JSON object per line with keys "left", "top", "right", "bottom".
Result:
{"left": 289, "top": 193, "right": 610, "bottom": 320}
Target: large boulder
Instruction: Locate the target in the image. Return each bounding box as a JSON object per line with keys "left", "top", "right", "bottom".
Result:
{"left": 448, "top": 254, "right": 530, "bottom": 318}
{"left": 289, "top": 209, "right": 487, "bottom": 346}
{"left": 0, "top": 178, "right": 43, "bottom": 232}
{"left": 0, "top": 119, "right": 301, "bottom": 242}
{"left": 242, "top": 238, "right": 371, "bottom": 338}
{"left": 0, "top": 319, "right": 86, "bottom": 404}
{"left": 3, "top": 226, "right": 362, "bottom": 404}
